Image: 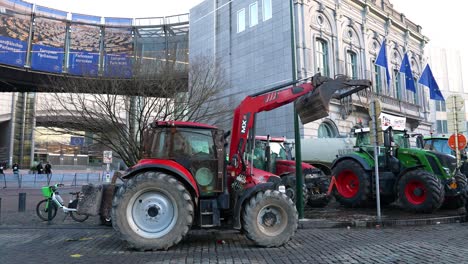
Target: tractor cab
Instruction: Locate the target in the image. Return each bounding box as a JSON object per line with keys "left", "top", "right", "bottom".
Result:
{"left": 142, "top": 121, "right": 226, "bottom": 195}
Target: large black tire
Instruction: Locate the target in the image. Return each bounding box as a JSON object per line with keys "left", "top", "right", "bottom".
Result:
{"left": 111, "top": 172, "right": 194, "bottom": 250}
{"left": 282, "top": 175, "right": 309, "bottom": 204}
{"left": 442, "top": 172, "right": 467, "bottom": 209}
{"left": 306, "top": 177, "right": 331, "bottom": 208}
{"left": 398, "top": 169, "right": 444, "bottom": 213}
{"left": 36, "top": 199, "right": 58, "bottom": 221}
{"left": 242, "top": 190, "right": 298, "bottom": 247}
{"left": 332, "top": 160, "right": 371, "bottom": 207}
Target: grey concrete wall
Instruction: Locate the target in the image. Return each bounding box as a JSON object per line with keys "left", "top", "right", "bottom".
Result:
{"left": 190, "top": 0, "right": 297, "bottom": 138}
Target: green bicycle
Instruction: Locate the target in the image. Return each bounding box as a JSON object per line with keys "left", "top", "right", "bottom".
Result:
{"left": 36, "top": 183, "right": 88, "bottom": 222}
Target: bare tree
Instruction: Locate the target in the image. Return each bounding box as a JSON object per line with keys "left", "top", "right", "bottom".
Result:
{"left": 37, "top": 56, "right": 229, "bottom": 166}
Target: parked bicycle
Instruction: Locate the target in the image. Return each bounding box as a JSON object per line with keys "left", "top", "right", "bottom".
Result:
{"left": 36, "top": 183, "right": 88, "bottom": 222}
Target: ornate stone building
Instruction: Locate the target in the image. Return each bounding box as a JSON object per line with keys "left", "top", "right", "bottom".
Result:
{"left": 190, "top": 0, "right": 433, "bottom": 138}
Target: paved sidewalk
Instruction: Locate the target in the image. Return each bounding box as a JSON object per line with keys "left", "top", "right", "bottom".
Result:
{"left": 1, "top": 222, "right": 468, "bottom": 263}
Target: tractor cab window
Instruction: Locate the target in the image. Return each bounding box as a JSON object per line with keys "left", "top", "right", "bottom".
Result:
{"left": 148, "top": 127, "right": 215, "bottom": 159}
{"left": 392, "top": 131, "right": 410, "bottom": 148}
{"left": 426, "top": 139, "right": 454, "bottom": 156}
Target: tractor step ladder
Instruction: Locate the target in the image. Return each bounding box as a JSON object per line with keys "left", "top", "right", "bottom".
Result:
{"left": 199, "top": 199, "right": 220, "bottom": 228}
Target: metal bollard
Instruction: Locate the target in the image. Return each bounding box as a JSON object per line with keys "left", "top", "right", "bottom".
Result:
{"left": 18, "top": 193, "right": 26, "bottom": 212}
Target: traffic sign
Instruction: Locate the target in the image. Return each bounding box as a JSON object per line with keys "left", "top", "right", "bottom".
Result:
{"left": 448, "top": 133, "right": 467, "bottom": 151}
{"left": 103, "top": 151, "right": 113, "bottom": 164}
{"left": 446, "top": 95, "right": 464, "bottom": 111}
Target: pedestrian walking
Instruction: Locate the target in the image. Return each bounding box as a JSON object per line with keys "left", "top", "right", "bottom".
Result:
{"left": 0, "top": 161, "right": 5, "bottom": 188}
{"left": 36, "top": 162, "right": 44, "bottom": 175}
{"left": 45, "top": 161, "right": 52, "bottom": 184}
{"left": 12, "top": 163, "right": 19, "bottom": 175}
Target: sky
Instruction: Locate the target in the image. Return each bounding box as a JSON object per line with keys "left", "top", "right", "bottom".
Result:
{"left": 28, "top": 0, "right": 466, "bottom": 89}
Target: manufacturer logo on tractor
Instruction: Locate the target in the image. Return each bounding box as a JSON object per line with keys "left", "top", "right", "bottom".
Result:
{"left": 241, "top": 113, "right": 250, "bottom": 134}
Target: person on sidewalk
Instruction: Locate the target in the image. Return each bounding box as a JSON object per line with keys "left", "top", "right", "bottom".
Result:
{"left": 12, "top": 163, "right": 19, "bottom": 175}
{"left": 0, "top": 161, "right": 5, "bottom": 188}
{"left": 36, "top": 162, "right": 44, "bottom": 175}
{"left": 44, "top": 161, "right": 52, "bottom": 183}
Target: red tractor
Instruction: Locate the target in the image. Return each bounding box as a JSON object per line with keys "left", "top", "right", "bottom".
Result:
{"left": 252, "top": 136, "right": 330, "bottom": 207}
{"left": 78, "top": 74, "right": 371, "bottom": 250}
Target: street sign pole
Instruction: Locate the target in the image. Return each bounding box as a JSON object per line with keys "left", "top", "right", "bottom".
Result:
{"left": 447, "top": 95, "right": 465, "bottom": 168}
{"left": 370, "top": 99, "right": 382, "bottom": 223}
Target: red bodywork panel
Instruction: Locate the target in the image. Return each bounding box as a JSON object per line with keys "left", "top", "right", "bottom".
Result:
{"left": 131, "top": 158, "right": 199, "bottom": 197}
{"left": 275, "top": 159, "right": 314, "bottom": 176}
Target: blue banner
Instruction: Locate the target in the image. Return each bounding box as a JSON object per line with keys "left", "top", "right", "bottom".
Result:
{"left": 105, "top": 53, "right": 132, "bottom": 78}
{"left": 0, "top": 35, "right": 27, "bottom": 67}
{"left": 31, "top": 44, "right": 64, "bottom": 73}
{"left": 68, "top": 50, "right": 99, "bottom": 76}
{"left": 70, "top": 137, "right": 84, "bottom": 146}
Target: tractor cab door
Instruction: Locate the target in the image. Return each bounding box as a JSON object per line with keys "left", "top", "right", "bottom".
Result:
{"left": 146, "top": 127, "right": 225, "bottom": 195}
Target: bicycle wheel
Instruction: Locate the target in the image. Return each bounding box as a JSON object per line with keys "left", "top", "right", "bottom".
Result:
{"left": 36, "top": 199, "right": 58, "bottom": 221}
{"left": 70, "top": 211, "right": 89, "bottom": 222}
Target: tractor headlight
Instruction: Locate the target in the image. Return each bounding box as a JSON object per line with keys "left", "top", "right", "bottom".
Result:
{"left": 443, "top": 167, "right": 451, "bottom": 175}
{"left": 278, "top": 185, "right": 286, "bottom": 193}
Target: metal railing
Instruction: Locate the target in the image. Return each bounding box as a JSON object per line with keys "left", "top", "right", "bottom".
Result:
{"left": 0, "top": 171, "right": 114, "bottom": 189}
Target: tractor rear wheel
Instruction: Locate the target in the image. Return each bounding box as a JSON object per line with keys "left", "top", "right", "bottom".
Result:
{"left": 442, "top": 172, "right": 467, "bottom": 209}
{"left": 398, "top": 169, "right": 444, "bottom": 213}
{"left": 242, "top": 190, "right": 298, "bottom": 247}
{"left": 111, "top": 171, "right": 194, "bottom": 250}
{"left": 332, "top": 160, "right": 371, "bottom": 207}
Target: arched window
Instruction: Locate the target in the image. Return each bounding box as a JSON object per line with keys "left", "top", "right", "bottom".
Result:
{"left": 315, "top": 39, "right": 329, "bottom": 77}
{"left": 346, "top": 50, "right": 358, "bottom": 79}
{"left": 318, "top": 121, "right": 338, "bottom": 138}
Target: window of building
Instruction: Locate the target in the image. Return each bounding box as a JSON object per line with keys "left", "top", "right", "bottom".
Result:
{"left": 237, "top": 9, "right": 246, "bottom": 33}
{"left": 373, "top": 62, "right": 382, "bottom": 94}
{"left": 315, "top": 39, "right": 329, "bottom": 77}
{"left": 436, "top": 120, "right": 448, "bottom": 134}
{"left": 394, "top": 69, "right": 402, "bottom": 100}
{"left": 413, "top": 77, "right": 419, "bottom": 105}
{"left": 346, "top": 50, "right": 358, "bottom": 79}
{"left": 263, "top": 0, "right": 272, "bottom": 21}
{"left": 318, "top": 121, "right": 338, "bottom": 138}
{"left": 249, "top": 2, "right": 258, "bottom": 27}
{"left": 436, "top": 100, "right": 446, "bottom": 111}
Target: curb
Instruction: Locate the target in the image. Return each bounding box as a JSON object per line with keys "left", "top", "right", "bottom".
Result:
{"left": 299, "top": 215, "right": 466, "bottom": 229}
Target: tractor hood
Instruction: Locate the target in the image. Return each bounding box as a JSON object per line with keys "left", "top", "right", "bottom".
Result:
{"left": 295, "top": 75, "right": 371, "bottom": 124}
{"left": 428, "top": 150, "right": 457, "bottom": 172}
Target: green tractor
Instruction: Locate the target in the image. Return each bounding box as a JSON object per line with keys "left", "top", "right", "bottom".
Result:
{"left": 418, "top": 135, "right": 468, "bottom": 177}
{"left": 331, "top": 126, "right": 467, "bottom": 213}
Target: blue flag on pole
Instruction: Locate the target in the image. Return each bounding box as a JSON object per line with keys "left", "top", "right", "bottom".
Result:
{"left": 375, "top": 39, "right": 391, "bottom": 89}
{"left": 399, "top": 53, "right": 416, "bottom": 93}
{"left": 419, "top": 64, "right": 444, "bottom": 101}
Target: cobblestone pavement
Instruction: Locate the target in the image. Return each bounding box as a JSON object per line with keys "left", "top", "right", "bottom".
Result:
{"left": 0, "top": 223, "right": 468, "bottom": 263}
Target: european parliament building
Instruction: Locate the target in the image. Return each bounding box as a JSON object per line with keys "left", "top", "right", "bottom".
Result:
{"left": 0, "top": 0, "right": 447, "bottom": 168}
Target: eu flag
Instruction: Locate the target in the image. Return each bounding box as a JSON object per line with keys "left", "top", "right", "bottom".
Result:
{"left": 399, "top": 53, "right": 416, "bottom": 93}
{"left": 375, "top": 39, "right": 390, "bottom": 89}
{"left": 419, "top": 64, "right": 444, "bottom": 101}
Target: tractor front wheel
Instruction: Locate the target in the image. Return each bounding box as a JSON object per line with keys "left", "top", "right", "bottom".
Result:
{"left": 398, "top": 169, "right": 444, "bottom": 213}
{"left": 111, "top": 171, "right": 194, "bottom": 250}
{"left": 242, "top": 190, "right": 298, "bottom": 247}
{"left": 332, "top": 160, "right": 371, "bottom": 207}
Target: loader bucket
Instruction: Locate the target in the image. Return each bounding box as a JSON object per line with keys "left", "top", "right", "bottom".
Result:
{"left": 295, "top": 75, "right": 371, "bottom": 124}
